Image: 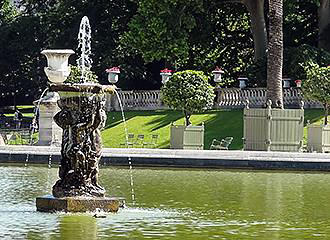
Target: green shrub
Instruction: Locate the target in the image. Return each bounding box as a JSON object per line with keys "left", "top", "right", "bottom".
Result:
{"left": 65, "top": 65, "right": 98, "bottom": 84}
{"left": 302, "top": 63, "right": 330, "bottom": 124}
{"left": 161, "top": 70, "right": 215, "bottom": 126}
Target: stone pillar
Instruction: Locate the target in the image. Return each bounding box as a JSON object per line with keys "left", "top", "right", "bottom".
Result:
{"left": 0, "top": 134, "right": 5, "bottom": 145}
{"left": 104, "top": 90, "right": 121, "bottom": 111}
{"left": 36, "top": 92, "right": 62, "bottom": 146}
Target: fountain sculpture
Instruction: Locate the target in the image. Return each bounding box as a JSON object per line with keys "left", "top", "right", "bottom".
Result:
{"left": 36, "top": 16, "right": 123, "bottom": 212}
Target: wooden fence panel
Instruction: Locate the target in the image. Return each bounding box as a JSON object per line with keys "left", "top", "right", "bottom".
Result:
{"left": 183, "top": 125, "right": 204, "bottom": 150}
{"left": 244, "top": 108, "right": 304, "bottom": 152}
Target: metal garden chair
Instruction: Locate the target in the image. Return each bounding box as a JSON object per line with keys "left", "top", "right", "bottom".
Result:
{"left": 210, "top": 137, "right": 233, "bottom": 150}
{"left": 143, "top": 134, "right": 159, "bottom": 148}
{"left": 120, "top": 133, "right": 135, "bottom": 148}
{"left": 135, "top": 134, "right": 145, "bottom": 147}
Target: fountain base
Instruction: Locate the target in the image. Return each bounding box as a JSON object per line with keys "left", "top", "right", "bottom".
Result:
{"left": 36, "top": 195, "right": 125, "bottom": 213}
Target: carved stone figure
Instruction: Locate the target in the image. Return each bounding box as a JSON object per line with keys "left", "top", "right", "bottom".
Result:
{"left": 52, "top": 95, "right": 107, "bottom": 198}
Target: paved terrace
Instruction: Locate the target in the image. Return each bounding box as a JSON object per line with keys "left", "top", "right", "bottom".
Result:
{"left": 1, "top": 145, "right": 330, "bottom": 171}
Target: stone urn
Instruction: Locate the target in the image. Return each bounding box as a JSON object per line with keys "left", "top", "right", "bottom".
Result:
{"left": 238, "top": 77, "right": 248, "bottom": 89}
{"left": 41, "top": 49, "right": 75, "bottom": 84}
{"left": 295, "top": 79, "right": 302, "bottom": 88}
{"left": 38, "top": 49, "right": 74, "bottom": 146}
{"left": 160, "top": 68, "right": 172, "bottom": 84}
{"left": 283, "top": 77, "right": 291, "bottom": 88}
{"left": 212, "top": 67, "right": 224, "bottom": 84}
{"left": 106, "top": 67, "right": 120, "bottom": 84}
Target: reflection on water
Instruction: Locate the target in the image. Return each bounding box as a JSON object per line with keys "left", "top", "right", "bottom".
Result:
{"left": 1, "top": 165, "right": 330, "bottom": 239}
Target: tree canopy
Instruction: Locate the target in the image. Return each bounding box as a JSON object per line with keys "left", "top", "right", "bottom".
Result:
{"left": 302, "top": 63, "right": 330, "bottom": 124}
{"left": 0, "top": 0, "right": 327, "bottom": 106}
{"left": 161, "top": 70, "right": 215, "bottom": 126}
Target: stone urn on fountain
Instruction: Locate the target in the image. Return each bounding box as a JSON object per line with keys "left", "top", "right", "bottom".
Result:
{"left": 36, "top": 16, "right": 123, "bottom": 213}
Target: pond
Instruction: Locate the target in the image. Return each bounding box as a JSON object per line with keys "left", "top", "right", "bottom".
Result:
{"left": 1, "top": 164, "right": 330, "bottom": 239}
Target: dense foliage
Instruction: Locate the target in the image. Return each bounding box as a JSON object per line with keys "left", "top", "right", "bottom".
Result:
{"left": 302, "top": 63, "right": 330, "bottom": 124}
{"left": 65, "top": 65, "right": 98, "bottom": 84}
{"left": 161, "top": 70, "right": 215, "bottom": 126}
{"left": 0, "top": 0, "right": 328, "bottom": 107}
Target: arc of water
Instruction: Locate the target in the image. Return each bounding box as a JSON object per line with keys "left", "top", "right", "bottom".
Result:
{"left": 114, "top": 90, "right": 136, "bottom": 205}
{"left": 77, "top": 16, "right": 93, "bottom": 83}
{"left": 25, "top": 88, "right": 49, "bottom": 167}
{"left": 30, "top": 88, "right": 49, "bottom": 145}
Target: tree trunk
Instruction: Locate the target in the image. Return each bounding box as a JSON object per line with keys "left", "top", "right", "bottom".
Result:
{"left": 318, "top": 0, "right": 330, "bottom": 52}
{"left": 243, "top": 0, "right": 267, "bottom": 61}
{"left": 325, "top": 103, "right": 328, "bottom": 125}
{"left": 266, "top": 0, "right": 283, "bottom": 108}
{"left": 184, "top": 110, "right": 191, "bottom": 126}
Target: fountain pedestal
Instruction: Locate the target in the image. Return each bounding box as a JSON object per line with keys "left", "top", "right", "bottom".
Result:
{"left": 36, "top": 84, "right": 124, "bottom": 213}
{"left": 35, "top": 92, "right": 62, "bottom": 146}
{"left": 36, "top": 195, "right": 125, "bottom": 212}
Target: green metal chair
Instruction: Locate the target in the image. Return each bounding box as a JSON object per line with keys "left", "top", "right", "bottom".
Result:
{"left": 210, "top": 137, "right": 233, "bottom": 150}
{"left": 143, "top": 134, "right": 159, "bottom": 148}
{"left": 120, "top": 133, "right": 135, "bottom": 148}
{"left": 20, "top": 131, "right": 32, "bottom": 145}
{"left": 135, "top": 134, "right": 145, "bottom": 147}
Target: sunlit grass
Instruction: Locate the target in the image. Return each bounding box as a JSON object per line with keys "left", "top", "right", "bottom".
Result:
{"left": 102, "top": 109, "right": 325, "bottom": 150}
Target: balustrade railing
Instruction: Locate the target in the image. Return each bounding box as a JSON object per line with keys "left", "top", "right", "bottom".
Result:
{"left": 106, "top": 90, "right": 167, "bottom": 111}
{"left": 215, "top": 88, "right": 322, "bottom": 109}
{"left": 105, "top": 88, "right": 323, "bottom": 111}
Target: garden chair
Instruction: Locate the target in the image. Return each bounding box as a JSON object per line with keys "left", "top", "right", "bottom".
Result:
{"left": 20, "top": 131, "right": 32, "bottom": 145}
{"left": 210, "top": 137, "right": 233, "bottom": 150}
{"left": 7, "top": 132, "right": 20, "bottom": 145}
{"left": 143, "top": 134, "right": 159, "bottom": 148}
{"left": 0, "top": 133, "right": 6, "bottom": 145}
{"left": 135, "top": 134, "right": 145, "bottom": 147}
{"left": 120, "top": 133, "right": 135, "bottom": 148}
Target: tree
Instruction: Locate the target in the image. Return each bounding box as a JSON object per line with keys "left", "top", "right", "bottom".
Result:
{"left": 285, "top": 44, "right": 330, "bottom": 81}
{"left": 122, "top": 0, "right": 256, "bottom": 85}
{"left": 242, "top": 0, "right": 267, "bottom": 62}
{"left": 161, "top": 70, "right": 215, "bottom": 126}
{"left": 266, "top": 0, "right": 284, "bottom": 108}
{"left": 318, "top": 0, "right": 330, "bottom": 52}
{"left": 302, "top": 63, "right": 330, "bottom": 124}
{"left": 121, "top": 0, "right": 204, "bottom": 67}
{"left": 0, "top": 0, "right": 18, "bottom": 25}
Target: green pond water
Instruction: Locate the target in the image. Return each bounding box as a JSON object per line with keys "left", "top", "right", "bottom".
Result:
{"left": 1, "top": 164, "right": 330, "bottom": 239}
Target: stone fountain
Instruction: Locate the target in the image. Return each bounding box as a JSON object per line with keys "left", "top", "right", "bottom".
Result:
{"left": 36, "top": 17, "right": 124, "bottom": 213}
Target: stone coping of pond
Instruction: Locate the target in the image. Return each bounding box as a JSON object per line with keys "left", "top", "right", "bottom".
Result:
{"left": 49, "top": 84, "right": 116, "bottom": 94}
{"left": 1, "top": 145, "right": 330, "bottom": 170}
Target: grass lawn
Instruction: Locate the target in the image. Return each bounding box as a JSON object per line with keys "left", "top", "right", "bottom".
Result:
{"left": 3, "top": 105, "right": 35, "bottom": 117}
{"left": 102, "top": 109, "right": 325, "bottom": 150}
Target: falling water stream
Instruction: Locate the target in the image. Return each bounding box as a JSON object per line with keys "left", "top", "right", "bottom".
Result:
{"left": 75, "top": 16, "right": 136, "bottom": 204}
{"left": 115, "top": 90, "right": 136, "bottom": 205}
{"left": 25, "top": 88, "right": 49, "bottom": 167}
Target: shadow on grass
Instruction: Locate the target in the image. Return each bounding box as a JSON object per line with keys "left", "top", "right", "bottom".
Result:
{"left": 146, "top": 111, "right": 182, "bottom": 131}
{"left": 203, "top": 109, "right": 243, "bottom": 150}
{"left": 304, "top": 109, "right": 324, "bottom": 125}
{"left": 158, "top": 139, "right": 170, "bottom": 149}
{"left": 104, "top": 110, "right": 183, "bottom": 131}
{"left": 104, "top": 111, "right": 158, "bottom": 129}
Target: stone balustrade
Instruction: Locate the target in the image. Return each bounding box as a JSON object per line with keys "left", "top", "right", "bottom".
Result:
{"left": 215, "top": 88, "right": 322, "bottom": 109}
{"left": 105, "top": 88, "right": 323, "bottom": 111}
{"left": 106, "top": 90, "right": 167, "bottom": 111}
